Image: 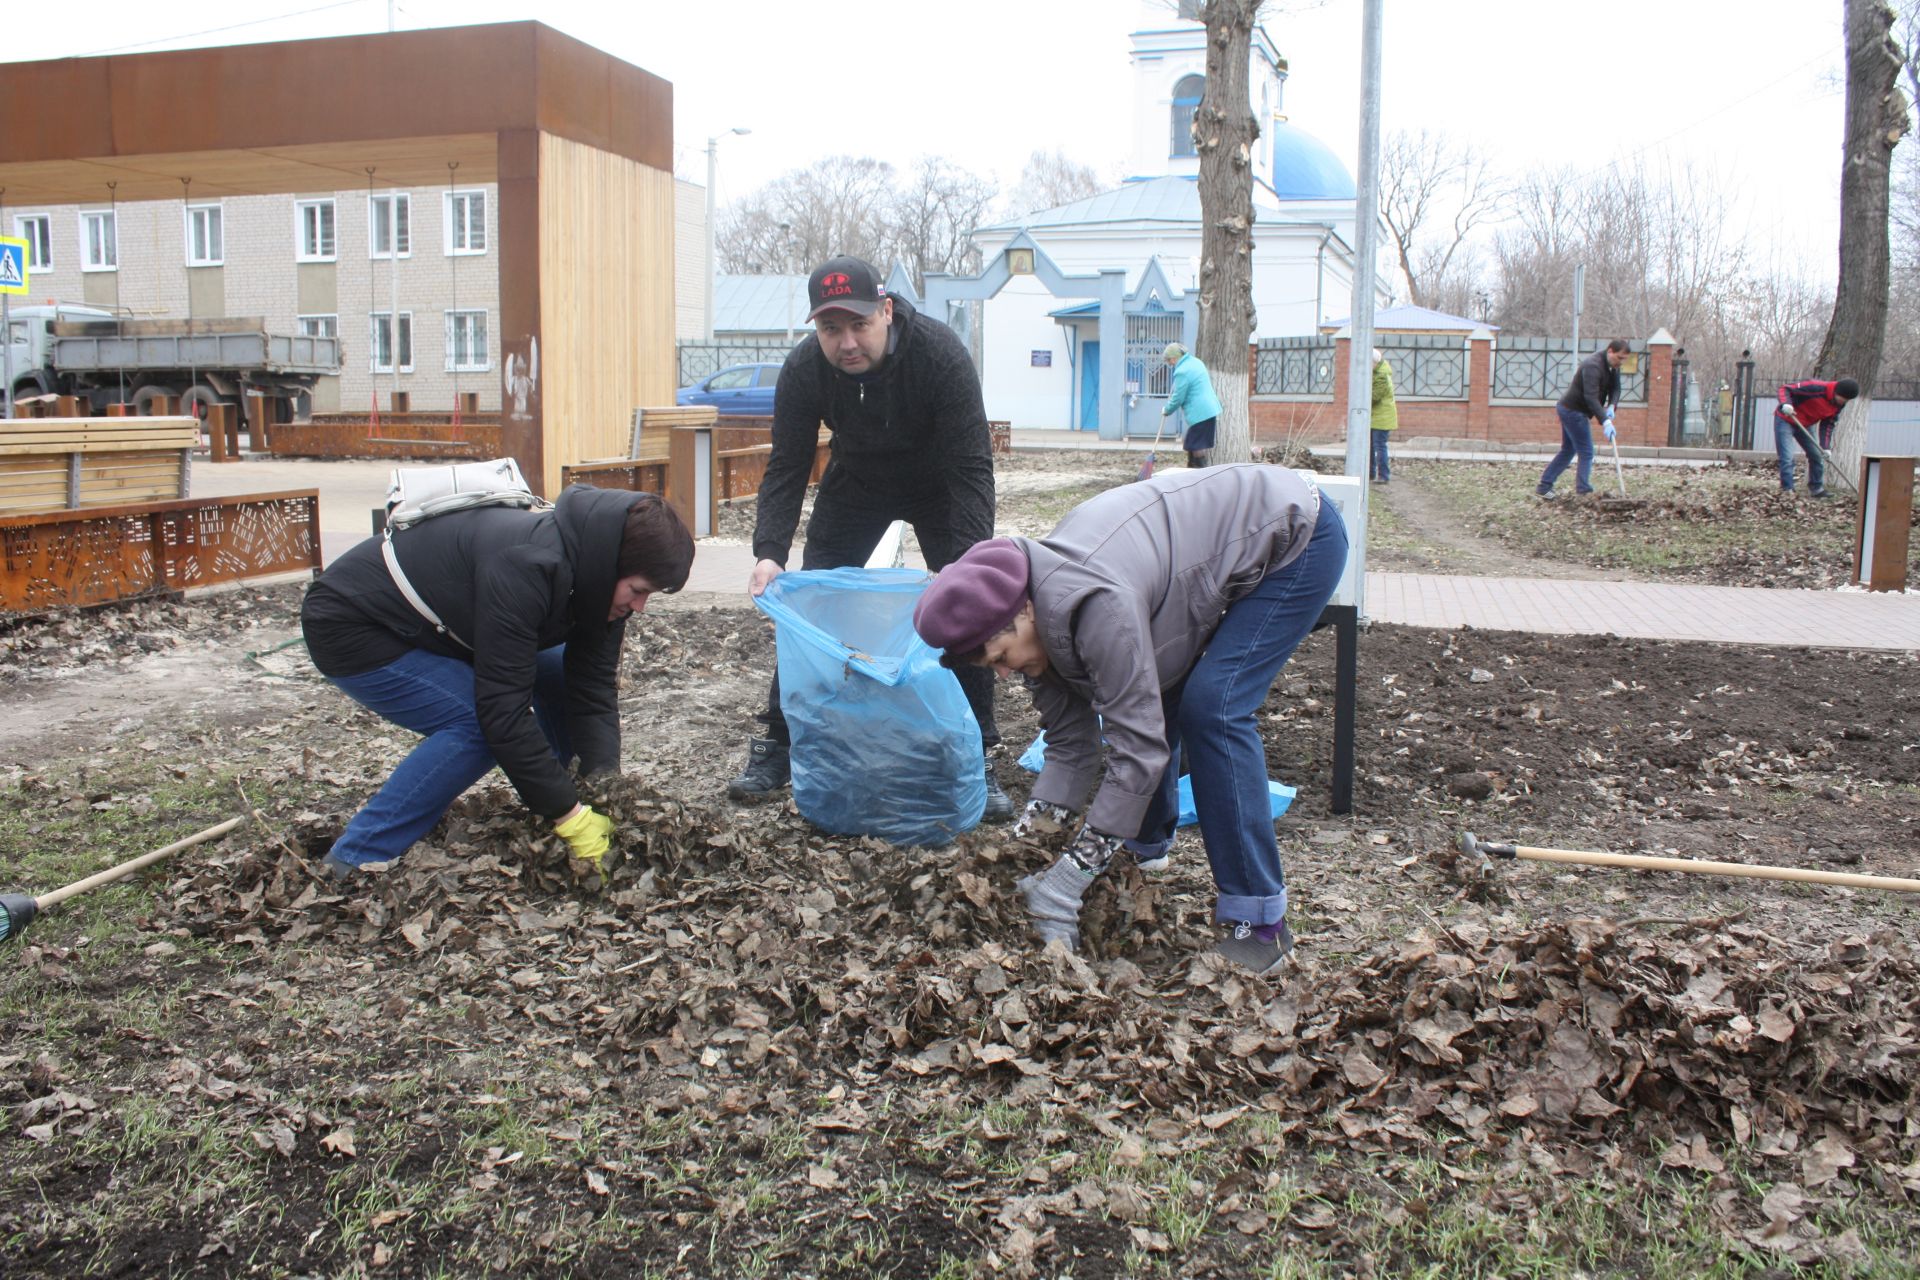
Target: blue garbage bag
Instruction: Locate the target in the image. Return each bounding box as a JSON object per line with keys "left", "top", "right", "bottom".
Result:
{"left": 1018, "top": 731, "right": 1296, "bottom": 827}
{"left": 755, "top": 567, "right": 986, "bottom": 845}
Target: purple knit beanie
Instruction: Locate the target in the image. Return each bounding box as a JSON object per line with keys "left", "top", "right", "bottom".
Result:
{"left": 914, "top": 539, "right": 1031, "bottom": 656}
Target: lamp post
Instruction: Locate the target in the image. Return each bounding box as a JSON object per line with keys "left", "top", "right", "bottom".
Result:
{"left": 704, "top": 127, "right": 751, "bottom": 343}
{"left": 778, "top": 221, "right": 796, "bottom": 344}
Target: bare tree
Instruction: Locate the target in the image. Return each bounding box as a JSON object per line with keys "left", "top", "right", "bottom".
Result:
{"left": 1193, "top": 0, "right": 1263, "bottom": 465}
{"left": 1378, "top": 129, "right": 1507, "bottom": 309}
{"left": 887, "top": 156, "right": 998, "bottom": 290}
{"left": 1818, "top": 0, "right": 1910, "bottom": 483}
{"left": 716, "top": 155, "right": 898, "bottom": 273}
{"left": 1002, "top": 149, "right": 1107, "bottom": 220}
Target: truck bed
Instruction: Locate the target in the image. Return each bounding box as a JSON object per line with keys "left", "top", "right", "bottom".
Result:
{"left": 50, "top": 330, "right": 341, "bottom": 376}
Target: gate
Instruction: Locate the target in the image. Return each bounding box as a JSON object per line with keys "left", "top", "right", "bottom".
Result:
{"left": 1123, "top": 312, "right": 1185, "bottom": 399}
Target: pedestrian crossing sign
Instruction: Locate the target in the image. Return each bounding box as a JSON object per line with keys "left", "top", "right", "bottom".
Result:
{"left": 0, "top": 235, "right": 28, "bottom": 295}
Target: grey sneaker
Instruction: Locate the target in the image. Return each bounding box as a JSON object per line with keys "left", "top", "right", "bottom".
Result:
{"left": 727, "top": 736, "right": 791, "bottom": 801}
{"left": 1216, "top": 918, "right": 1295, "bottom": 976}
{"left": 321, "top": 851, "right": 358, "bottom": 882}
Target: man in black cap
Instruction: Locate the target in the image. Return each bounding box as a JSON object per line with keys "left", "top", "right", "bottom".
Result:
{"left": 728, "top": 254, "right": 1010, "bottom": 821}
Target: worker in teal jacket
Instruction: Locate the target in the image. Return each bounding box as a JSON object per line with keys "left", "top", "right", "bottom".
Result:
{"left": 1162, "top": 343, "right": 1224, "bottom": 467}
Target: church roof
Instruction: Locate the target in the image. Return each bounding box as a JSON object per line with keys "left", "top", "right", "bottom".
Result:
{"left": 978, "top": 176, "right": 1203, "bottom": 232}
{"left": 1271, "top": 121, "right": 1354, "bottom": 200}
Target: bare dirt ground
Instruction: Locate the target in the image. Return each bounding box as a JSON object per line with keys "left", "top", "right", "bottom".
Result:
{"left": 2, "top": 452, "right": 1917, "bottom": 1278}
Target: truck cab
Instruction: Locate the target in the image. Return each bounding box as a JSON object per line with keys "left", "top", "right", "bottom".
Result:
{"left": 5, "top": 303, "right": 119, "bottom": 403}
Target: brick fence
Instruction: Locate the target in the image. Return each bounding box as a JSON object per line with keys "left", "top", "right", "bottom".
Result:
{"left": 1249, "top": 335, "right": 1675, "bottom": 449}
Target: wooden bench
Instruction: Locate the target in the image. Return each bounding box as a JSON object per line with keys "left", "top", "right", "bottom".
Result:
{"left": 0, "top": 417, "right": 198, "bottom": 514}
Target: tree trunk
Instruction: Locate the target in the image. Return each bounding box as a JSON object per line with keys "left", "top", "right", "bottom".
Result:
{"left": 1819, "top": 0, "right": 1909, "bottom": 486}
{"left": 1195, "top": 0, "right": 1262, "bottom": 465}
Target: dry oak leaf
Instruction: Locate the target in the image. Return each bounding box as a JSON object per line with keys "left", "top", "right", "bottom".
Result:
{"left": 320, "top": 1127, "right": 358, "bottom": 1158}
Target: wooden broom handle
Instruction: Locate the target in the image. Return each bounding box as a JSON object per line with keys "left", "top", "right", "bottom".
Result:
{"left": 35, "top": 817, "right": 248, "bottom": 909}
{"left": 1458, "top": 831, "right": 1920, "bottom": 895}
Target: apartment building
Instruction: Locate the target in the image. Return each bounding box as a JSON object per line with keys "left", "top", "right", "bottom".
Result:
{"left": 8, "top": 178, "right": 705, "bottom": 414}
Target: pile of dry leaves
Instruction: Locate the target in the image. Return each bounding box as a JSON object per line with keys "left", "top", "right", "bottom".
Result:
{"left": 160, "top": 775, "right": 1919, "bottom": 1212}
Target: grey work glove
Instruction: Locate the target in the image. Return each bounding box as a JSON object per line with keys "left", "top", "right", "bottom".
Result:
{"left": 1013, "top": 798, "right": 1078, "bottom": 841}
{"left": 1015, "top": 827, "right": 1124, "bottom": 951}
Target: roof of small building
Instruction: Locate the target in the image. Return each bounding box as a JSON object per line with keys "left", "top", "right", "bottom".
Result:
{"left": 715, "top": 274, "right": 811, "bottom": 334}
{"left": 1319, "top": 303, "right": 1497, "bottom": 333}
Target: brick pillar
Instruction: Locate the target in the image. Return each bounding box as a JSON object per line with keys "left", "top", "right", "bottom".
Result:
{"left": 1467, "top": 333, "right": 1493, "bottom": 440}
{"left": 1331, "top": 338, "right": 1352, "bottom": 435}
{"left": 1640, "top": 335, "right": 1675, "bottom": 448}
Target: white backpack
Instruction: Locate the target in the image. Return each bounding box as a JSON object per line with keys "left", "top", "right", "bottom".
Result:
{"left": 381, "top": 459, "right": 551, "bottom": 647}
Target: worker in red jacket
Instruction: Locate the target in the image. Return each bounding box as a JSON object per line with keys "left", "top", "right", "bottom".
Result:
{"left": 1775, "top": 377, "right": 1858, "bottom": 497}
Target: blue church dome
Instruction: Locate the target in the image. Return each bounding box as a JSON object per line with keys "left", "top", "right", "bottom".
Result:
{"left": 1270, "top": 121, "right": 1355, "bottom": 200}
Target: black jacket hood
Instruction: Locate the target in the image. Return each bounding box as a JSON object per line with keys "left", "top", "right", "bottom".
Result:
{"left": 553, "top": 484, "right": 637, "bottom": 630}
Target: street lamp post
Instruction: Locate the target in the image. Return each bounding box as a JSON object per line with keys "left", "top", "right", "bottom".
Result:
{"left": 704, "top": 127, "right": 751, "bottom": 343}
{"left": 778, "top": 221, "right": 796, "bottom": 344}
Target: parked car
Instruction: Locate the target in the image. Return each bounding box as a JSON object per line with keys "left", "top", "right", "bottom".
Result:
{"left": 676, "top": 362, "right": 782, "bottom": 415}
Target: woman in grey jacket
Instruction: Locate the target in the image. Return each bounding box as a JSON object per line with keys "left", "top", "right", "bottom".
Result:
{"left": 913, "top": 464, "right": 1348, "bottom": 974}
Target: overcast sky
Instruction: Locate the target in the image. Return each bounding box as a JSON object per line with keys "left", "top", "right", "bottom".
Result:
{"left": 9, "top": 0, "right": 1856, "bottom": 283}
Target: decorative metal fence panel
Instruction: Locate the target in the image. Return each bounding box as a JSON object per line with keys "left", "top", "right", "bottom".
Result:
{"left": 1491, "top": 337, "right": 1648, "bottom": 403}
{"left": 676, "top": 341, "right": 799, "bottom": 387}
{"left": 1254, "top": 337, "right": 1338, "bottom": 395}
{"left": 1124, "top": 313, "right": 1185, "bottom": 397}
{"left": 1378, "top": 334, "right": 1468, "bottom": 399}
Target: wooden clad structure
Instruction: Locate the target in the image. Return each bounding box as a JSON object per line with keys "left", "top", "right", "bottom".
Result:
{"left": 0, "top": 22, "right": 676, "bottom": 500}
{"left": 536, "top": 135, "right": 679, "bottom": 489}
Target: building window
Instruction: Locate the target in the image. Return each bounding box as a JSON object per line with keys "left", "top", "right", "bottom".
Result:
{"left": 15, "top": 216, "right": 52, "bottom": 270}
{"left": 370, "top": 311, "right": 414, "bottom": 373}
{"left": 369, "top": 194, "right": 411, "bottom": 259}
{"left": 81, "top": 210, "right": 117, "bottom": 272}
{"left": 185, "top": 204, "right": 225, "bottom": 267}
{"left": 1171, "top": 74, "right": 1204, "bottom": 158}
{"left": 297, "top": 314, "right": 338, "bottom": 339}
{"left": 296, "top": 199, "right": 337, "bottom": 262}
{"left": 444, "top": 190, "right": 487, "bottom": 255}
{"left": 445, "top": 309, "right": 489, "bottom": 371}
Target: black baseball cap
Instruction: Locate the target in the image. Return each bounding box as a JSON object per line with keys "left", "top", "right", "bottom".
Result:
{"left": 806, "top": 255, "right": 886, "bottom": 321}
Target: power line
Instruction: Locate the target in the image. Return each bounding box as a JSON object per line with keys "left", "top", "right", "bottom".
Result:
{"left": 76, "top": 0, "right": 374, "bottom": 58}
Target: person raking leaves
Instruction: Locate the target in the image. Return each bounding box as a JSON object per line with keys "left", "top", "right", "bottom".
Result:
{"left": 911, "top": 463, "right": 1348, "bottom": 974}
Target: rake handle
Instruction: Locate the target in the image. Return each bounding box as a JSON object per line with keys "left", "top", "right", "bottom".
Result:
{"left": 34, "top": 816, "right": 248, "bottom": 909}
{"left": 1458, "top": 831, "right": 1920, "bottom": 894}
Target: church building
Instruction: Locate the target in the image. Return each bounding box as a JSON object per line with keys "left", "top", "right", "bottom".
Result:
{"left": 959, "top": 6, "right": 1383, "bottom": 432}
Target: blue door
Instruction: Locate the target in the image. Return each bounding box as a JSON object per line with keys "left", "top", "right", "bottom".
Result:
{"left": 1079, "top": 340, "right": 1100, "bottom": 431}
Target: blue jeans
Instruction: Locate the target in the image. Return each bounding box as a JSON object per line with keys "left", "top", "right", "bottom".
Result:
{"left": 326, "top": 646, "right": 573, "bottom": 866}
{"left": 1127, "top": 500, "right": 1349, "bottom": 926}
{"left": 1370, "top": 429, "right": 1392, "bottom": 481}
{"left": 1773, "top": 410, "right": 1826, "bottom": 492}
{"left": 1538, "top": 406, "right": 1596, "bottom": 494}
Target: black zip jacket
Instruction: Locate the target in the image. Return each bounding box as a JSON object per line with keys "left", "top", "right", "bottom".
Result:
{"left": 752, "top": 295, "right": 996, "bottom": 565}
{"left": 1557, "top": 348, "right": 1620, "bottom": 419}
{"left": 300, "top": 484, "right": 636, "bottom": 818}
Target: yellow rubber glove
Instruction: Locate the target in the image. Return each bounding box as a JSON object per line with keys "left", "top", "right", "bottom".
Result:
{"left": 553, "top": 805, "right": 614, "bottom": 866}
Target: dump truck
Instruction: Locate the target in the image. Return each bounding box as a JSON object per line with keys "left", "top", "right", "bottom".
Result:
{"left": 2, "top": 303, "right": 342, "bottom": 423}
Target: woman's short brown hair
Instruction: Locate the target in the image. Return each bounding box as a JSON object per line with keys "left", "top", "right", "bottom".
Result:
{"left": 617, "top": 493, "right": 695, "bottom": 592}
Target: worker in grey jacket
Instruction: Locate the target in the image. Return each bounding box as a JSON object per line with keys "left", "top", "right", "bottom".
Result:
{"left": 912, "top": 464, "right": 1349, "bottom": 974}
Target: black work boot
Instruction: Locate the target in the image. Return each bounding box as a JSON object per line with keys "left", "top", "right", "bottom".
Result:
{"left": 727, "top": 736, "right": 791, "bottom": 802}
{"left": 981, "top": 763, "right": 1013, "bottom": 823}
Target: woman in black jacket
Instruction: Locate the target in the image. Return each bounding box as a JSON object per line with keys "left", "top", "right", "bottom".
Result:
{"left": 300, "top": 485, "right": 693, "bottom": 877}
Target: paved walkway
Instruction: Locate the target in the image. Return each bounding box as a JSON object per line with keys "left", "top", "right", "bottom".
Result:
{"left": 186, "top": 451, "right": 1920, "bottom": 652}
{"left": 678, "top": 541, "right": 1920, "bottom": 651}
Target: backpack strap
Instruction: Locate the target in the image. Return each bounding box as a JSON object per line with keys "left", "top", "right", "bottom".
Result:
{"left": 381, "top": 527, "right": 471, "bottom": 650}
